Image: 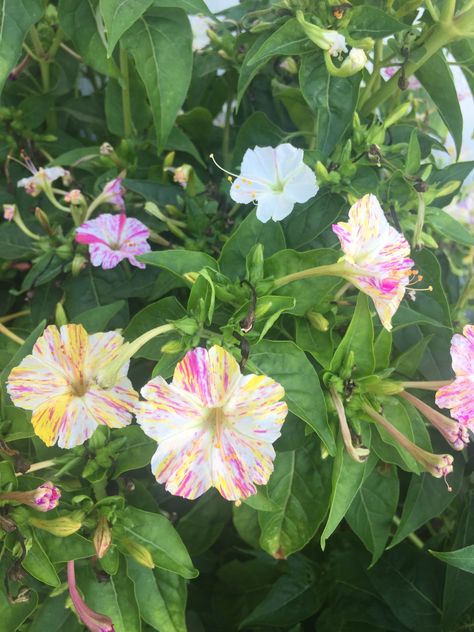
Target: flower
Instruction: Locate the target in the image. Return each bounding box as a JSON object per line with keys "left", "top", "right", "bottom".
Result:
{"left": 189, "top": 15, "right": 214, "bottom": 51}
{"left": 67, "top": 560, "right": 115, "bottom": 632}
{"left": 3, "top": 204, "right": 15, "bottom": 221}
{"left": 7, "top": 324, "right": 138, "bottom": 448}
{"left": 75, "top": 214, "right": 151, "bottom": 270}
{"left": 332, "top": 194, "right": 415, "bottom": 331}
{"left": 436, "top": 325, "right": 474, "bottom": 430}
{"left": 0, "top": 481, "right": 60, "bottom": 512}
{"left": 296, "top": 11, "right": 347, "bottom": 57}
{"left": 224, "top": 144, "right": 318, "bottom": 223}
{"left": 18, "top": 165, "right": 67, "bottom": 197}
{"left": 100, "top": 177, "right": 126, "bottom": 211}
{"left": 340, "top": 48, "right": 367, "bottom": 74}
{"left": 136, "top": 345, "right": 288, "bottom": 501}
{"left": 64, "top": 189, "right": 84, "bottom": 205}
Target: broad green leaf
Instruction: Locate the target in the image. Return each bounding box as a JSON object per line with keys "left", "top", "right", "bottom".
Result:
{"left": 122, "top": 9, "right": 192, "bottom": 150}
{"left": 71, "top": 300, "right": 126, "bottom": 333}
{"left": 346, "top": 465, "right": 399, "bottom": 565}
{"left": 117, "top": 506, "right": 198, "bottom": 578}
{"left": 450, "top": 39, "right": 474, "bottom": 96}
{"left": 320, "top": 435, "right": 376, "bottom": 549}
{"left": 413, "top": 249, "right": 451, "bottom": 327}
{"left": 232, "top": 111, "right": 284, "bottom": 164}
{"left": 432, "top": 545, "right": 474, "bottom": 574}
{"left": 127, "top": 559, "right": 187, "bottom": 632}
{"left": 219, "top": 209, "right": 285, "bottom": 279}
{"left": 123, "top": 296, "right": 186, "bottom": 360}
{"left": 138, "top": 250, "right": 218, "bottom": 281}
{"left": 246, "top": 18, "right": 311, "bottom": 67}
{"left": 2, "top": 406, "right": 35, "bottom": 441}
{"left": 0, "top": 222, "right": 35, "bottom": 260}
{"left": 58, "top": 0, "right": 119, "bottom": 77}
{"left": 283, "top": 190, "right": 345, "bottom": 249}
{"left": 231, "top": 295, "right": 296, "bottom": 343}
{"left": 177, "top": 491, "right": 232, "bottom": 556}
{"left": 392, "top": 305, "right": 449, "bottom": 331}
{"left": 37, "top": 532, "right": 94, "bottom": 562}
{"left": 27, "top": 593, "right": 79, "bottom": 632}
{"left": 415, "top": 52, "right": 463, "bottom": 156}
{"left": 250, "top": 340, "right": 335, "bottom": 454}
{"left": 405, "top": 128, "right": 421, "bottom": 176}
{"left": 0, "top": 559, "right": 38, "bottom": 630}
{"left": 429, "top": 161, "right": 474, "bottom": 208}
{"left": 299, "top": 53, "right": 360, "bottom": 156}
{"left": 331, "top": 293, "right": 375, "bottom": 377}
{"left": 237, "top": 32, "right": 270, "bottom": 106}
{"left": 374, "top": 329, "right": 392, "bottom": 370}
{"left": 0, "top": 0, "right": 44, "bottom": 93}
{"left": 153, "top": 0, "right": 211, "bottom": 13}
{"left": 99, "top": 0, "right": 153, "bottom": 56}
{"left": 348, "top": 6, "right": 406, "bottom": 38}
{"left": 233, "top": 503, "right": 261, "bottom": 549}
{"left": 77, "top": 557, "right": 141, "bottom": 632}
{"left": 111, "top": 426, "right": 156, "bottom": 479}
{"left": 426, "top": 207, "right": 474, "bottom": 247}
{"left": 22, "top": 533, "right": 60, "bottom": 587}
{"left": 258, "top": 440, "right": 331, "bottom": 557}
{"left": 295, "top": 317, "right": 334, "bottom": 369}
{"left": 264, "top": 249, "right": 343, "bottom": 315}
{"left": 393, "top": 334, "right": 434, "bottom": 378}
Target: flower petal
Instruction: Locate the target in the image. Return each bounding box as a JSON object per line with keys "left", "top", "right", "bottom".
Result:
{"left": 256, "top": 193, "right": 294, "bottom": 222}
{"left": 436, "top": 376, "right": 474, "bottom": 427}
{"left": 282, "top": 165, "right": 318, "bottom": 203}
{"left": 450, "top": 325, "right": 474, "bottom": 376}
{"left": 240, "top": 146, "right": 278, "bottom": 184}
{"left": 7, "top": 353, "right": 69, "bottom": 410}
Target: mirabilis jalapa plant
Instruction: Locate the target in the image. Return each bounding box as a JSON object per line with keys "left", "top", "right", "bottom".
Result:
{"left": 0, "top": 0, "right": 474, "bottom": 629}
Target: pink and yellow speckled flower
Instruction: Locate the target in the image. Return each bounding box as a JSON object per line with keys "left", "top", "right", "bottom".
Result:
{"left": 436, "top": 325, "right": 474, "bottom": 429}
{"left": 332, "top": 194, "right": 415, "bottom": 331}
{"left": 136, "top": 345, "right": 288, "bottom": 501}
{"left": 7, "top": 324, "right": 138, "bottom": 448}
{"left": 75, "top": 213, "right": 151, "bottom": 270}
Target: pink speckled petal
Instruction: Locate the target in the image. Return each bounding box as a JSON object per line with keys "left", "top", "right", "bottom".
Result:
{"left": 450, "top": 325, "right": 474, "bottom": 376}
{"left": 436, "top": 376, "right": 474, "bottom": 427}
{"left": 172, "top": 346, "right": 241, "bottom": 407}
{"left": 86, "top": 331, "right": 129, "bottom": 378}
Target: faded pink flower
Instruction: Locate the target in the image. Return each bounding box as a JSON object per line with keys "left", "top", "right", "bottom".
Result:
{"left": 436, "top": 325, "right": 474, "bottom": 429}
{"left": 67, "top": 560, "right": 115, "bottom": 632}
{"left": 101, "top": 178, "right": 125, "bottom": 211}
{"left": 64, "top": 189, "right": 84, "bottom": 205}
{"left": 75, "top": 214, "right": 151, "bottom": 270}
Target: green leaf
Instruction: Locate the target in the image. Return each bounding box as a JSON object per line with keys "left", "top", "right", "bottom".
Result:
{"left": 0, "top": 222, "right": 35, "bottom": 260}
{"left": 0, "top": 559, "right": 38, "bottom": 631}
{"left": 258, "top": 440, "right": 331, "bottom": 557}
{"left": 219, "top": 209, "right": 286, "bottom": 279}
{"left": 415, "top": 51, "right": 463, "bottom": 157}
{"left": 58, "top": 0, "right": 120, "bottom": 77}
{"left": 250, "top": 340, "right": 335, "bottom": 454}
{"left": 299, "top": 53, "right": 360, "bottom": 156}
{"left": 393, "top": 334, "right": 434, "bottom": 378}
{"left": 348, "top": 5, "right": 406, "bottom": 38}
{"left": 429, "top": 161, "right": 474, "bottom": 208}
{"left": 346, "top": 465, "right": 399, "bottom": 565}
{"left": 153, "top": 0, "right": 211, "bottom": 13}
{"left": 22, "top": 533, "right": 60, "bottom": 587}
{"left": 127, "top": 559, "right": 187, "bottom": 632}
{"left": 331, "top": 293, "right": 375, "bottom": 378}
{"left": 177, "top": 491, "right": 232, "bottom": 556}
{"left": 431, "top": 545, "right": 474, "bottom": 574}
{"left": 405, "top": 128, "right": 421, "bottom": 176}
{"left": 295, "top": 317, "right": 334, "bottom": 369}
{"left": 122, "top": 9, "right": 192, "bottom": 150}
{"left": 264, "top": 249, "right": 343, "bottom": 316}
{"left": 320, "top": 435, "right": 376, "bottom": 549}
{"left": 118, "top": 506, "right": 198, "bottom": 579}
{"left": 123, "top": 296, "right": 186, "bottom": 360}
{"left": 413, "top": 249, "right": 451, "bottom": 327}
{"left": 237, "top": 32, "right": 270, "bottom": 106}
{"left": 232, "top": 111, "right": 284, "bottom": 164}
{"left": 99, "top": 0, "right": 154, "bottom": 56}
{"left": 112, "top": 426, "right": 156, "bottom": 479}
{"left": 27, "top": 593, "right": 78, "bottom": 632}
{"left": 71, "top": 300, "right": 126, "bottom": 333}
{"left": 246, "top": 18, "right": 311, "bottom": 67}
{"left": 138, "top": 249, "right": 218, "bottom": 282}
{"left": 425, "top": 207, "right": 474, "bottom": 247}
{"left": 233, "top": 503, "right": 261, "bottom": 549}
{"left": 283, "top": 190, "right": 345, "bottom": 249}
{"left": 38, "top": 532, "right": 94, "bottom": 563}
{"left": 77, "top": 556, "right": 141, "bottom": 632}
{"left": 0, "top": 0, "right": 44, "bottom": 94}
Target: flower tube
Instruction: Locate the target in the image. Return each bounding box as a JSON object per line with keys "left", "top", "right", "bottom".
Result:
{"left": 67, "top": 560, "right": 115, "bottom": 632}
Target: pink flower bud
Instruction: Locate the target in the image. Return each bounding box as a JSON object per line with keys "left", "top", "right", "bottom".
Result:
{"left": 3, "top": 204, "right": 15, "bottom": 221}
{"left": 33, "top": 482, "right": 61, "bottom": 512}
{"left": 67, "top": 560, "right": 115, "bottom": 632}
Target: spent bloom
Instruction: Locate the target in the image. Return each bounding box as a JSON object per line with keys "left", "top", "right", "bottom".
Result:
{"left": 219, "top": 143, "right": 318, "bottom": 223}
{"left": 67, "top": 560, "right": 115, "bottom": 632}
{"left": 99, "top": 177, "right": 126, "bottom": 211}
{"left": 136, "top": 345, "right": 288, "bottom": 501}
{"left": 7, "top": 324, "right": 138, "bottom": 448}
{"left": 3, "top": 204, "right": 15, "bottom": 221}
{"left": 0, "top": 481, "right": 61, "bottom": 512}
{"left": 436, "top": 325, "right": 474, "bottom": 430}
{"left": 332, "top": 194, "right": 416, "bottom": 331}
{"left": 17, "top": 153, "right": 67, "bottom": 197}
{"left": 75, "top": 213, "right": 151, "bottom": 270}
{"left": 64, "top": 189, "right": 84, "bottom": 205}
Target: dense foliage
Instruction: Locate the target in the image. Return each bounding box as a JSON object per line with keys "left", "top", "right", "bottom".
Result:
{"left": 0, "top": 0, "right": 474, "bottom": 630}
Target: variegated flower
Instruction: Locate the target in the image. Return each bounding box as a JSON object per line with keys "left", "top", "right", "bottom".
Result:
{"left": 436, "top": 325, "right": 474, "bottom": 429}
{"left": 7, "top": 324, "right": 138, "bottom": 448}
{"left": 136, "top": 345, "right": 288, "bottom": 501}
{"left": 333, "top": 194, "right": 415, "bottom": 330}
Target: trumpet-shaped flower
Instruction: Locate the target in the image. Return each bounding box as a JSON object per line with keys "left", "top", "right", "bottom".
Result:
{"left": 75, "top": 213, "right": 151, "bottom": 270}
{"left": 136, "top": 345, "right": 288, "bottom": 501}
{"left": 67, "top": 560, "right": 115, "bottom": 632}
{"left": 226, "top": 144, "right": 318, "bottom": 223}
{"left": 332, "top": 194, "right": 415, "bottom": 330}
{"left": 18, "top": 165, "right": 67, "bottom": 197}
{"left": 436, "top": 325, "right": 474, "bottom": 429}
{"left": 340, "top": 48, "right": 367, "bottom": 74}
{"left": 100, "top": 177, "right": 126, "bottom": 211}
{"left": 7, "top": 324, "right": 138, "bottom": 448}
{"left": 296, "top": 11, "right": 347, "bottom": 57}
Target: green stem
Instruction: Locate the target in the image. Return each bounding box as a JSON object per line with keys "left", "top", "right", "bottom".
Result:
{"left": 403, "top": 380, "right": 451, "bottom": 390}
{"left": 412, "top": 191, "right": 426, "bottom": 248}
{"left": 93, "top": 480, "right": 108, "bottom": 501}
{"left": 0, "top": 323, "right": 25, "bottom": 345}
{"left": 360, "top": 39, "right": 383, "bottom": 108}
{"left": 222, "top": 97, "right": 233, "bottom": 169}
{"left": 273, "top": 262, "right": 349, "bottom": 289}
{"left": 440, "top": 0, "right": 456, "bottom": 23}
{"left": 392, "top": 515, "right": 424, "bottom": 549}
{"left": 425, "top": 0, "right": 439, "bottom": 20}
{"left": 120, "top": 44, "right": 133, "bottom": 138}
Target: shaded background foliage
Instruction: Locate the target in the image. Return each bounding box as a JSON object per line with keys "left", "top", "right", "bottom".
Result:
{"left": 0, "top": 0, "right": 473, "bottom": 630}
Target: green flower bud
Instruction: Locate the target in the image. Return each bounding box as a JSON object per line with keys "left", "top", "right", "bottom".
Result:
{"left": 307, "top": 311, "right": 330, "bottom": 332}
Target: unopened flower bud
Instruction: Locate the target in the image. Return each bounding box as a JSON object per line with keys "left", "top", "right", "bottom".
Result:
{"left": 384, "top": 102, "right": 412, "bottom": 128}
{"left": 30, "top": 515, "right": 82, "bottom": 536}
{"left": 100, "top": 142, "right": 114, "bottom": 156}
{"left": 296, "top": 11, "right": 348, "bottom": 57}
{"left": 3, "top": 204, "right": 16, "bottom": 221}
{"left": 0, "top": 481, "right": 60, "bottom": 512}
{"left": 160, "top": 340, "right": 185, "bottom": 354}
{"left": 93, "top": 516, "right": 112, "bottom": 559}
{"left": 64, "top": 189, "right": 85, "bottom": 206}
{"left": 307, "top": 311, "right": 329, "bottom": 332}
{"left": 55, "top": 302, "right": 68, "bottom": 328}
{"left": 120, "top": 538, "right": 155, "bottom": 568}
{"left": 34, "top": 206, "right": 53, "bottom": 234}
{"left": 62, "top": 171, "right": 73, "bottom": 187}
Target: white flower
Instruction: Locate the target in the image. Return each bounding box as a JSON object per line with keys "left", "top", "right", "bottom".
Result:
{"left": 341, "top": 48, "right": 367, "bottom": 73}
{"left": 228, "top": 144, "right": 318, "bottom": 223}
{"left": 189, "top": 15, "right": 214, "bottom": 51}
{"left": 18, "top": 166, "right": 67, "bottom": 197}
{"left": 325, "top": 31, "right": 348, "bottom": 57}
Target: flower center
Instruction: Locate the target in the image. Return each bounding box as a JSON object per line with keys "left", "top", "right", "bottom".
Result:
{"left": 205, "top": 406, "right": 226, "bottom": 448}
{"left": 70, "top": 379, "right": 89, "bottom": 397}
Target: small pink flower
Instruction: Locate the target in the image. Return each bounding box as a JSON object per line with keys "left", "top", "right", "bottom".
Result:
{"left": 64, "top": 189, "right": 84, "bottom": 205}
{"left": 101, "top": 178, "right": 125, "bottom": 211}
{"left": 3, "top": 204, "right": 15, "bottom": 221}
{"left": 75, "top": 214, "right": 151, "bottom": 270}
{"left": 436, "top": 325, "right": 474, "bottom": 429}
{"left": 67, "top": 560, "right": 115, "bottom": 632}
{"left": 33, "top": 481, "right": 61, "bottom": 511}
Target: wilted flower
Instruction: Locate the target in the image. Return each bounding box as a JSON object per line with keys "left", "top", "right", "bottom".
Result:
{"left": 17, "top": 154, "right": 67, "bottom": 197}
{"left": 7, "top": 324, "right": 138, "bottom": 448}
{"left": 136, "top": 345, "right": 288, "bottom": 501}
{"left": 100, "top": 177, "right": 126, "bottom": 212}
{"left": 0, "top": 481, "right": 60, "bottom": 512}
{"left": 296, "top": 11, "right": 347, "bottom": 57}
{"left": 64, "top": 189, "right": 84, "bottom": 205}
{"left": 436, "top": 325, "right": 474, "bottom": 430}
{"left": 75, "top": 213, "right": 151, "bottom": 270}
{"left": 3, "top": 204, "right": 15, "bottom": 221}
{"left": 332, "top": 194, "right": 416, "bottom": 330}
{"left": 215, "top": 143, "right": 318, "bottom": 222}
{"left": 67, "top": 560, "right": 115, "bottom": 632}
